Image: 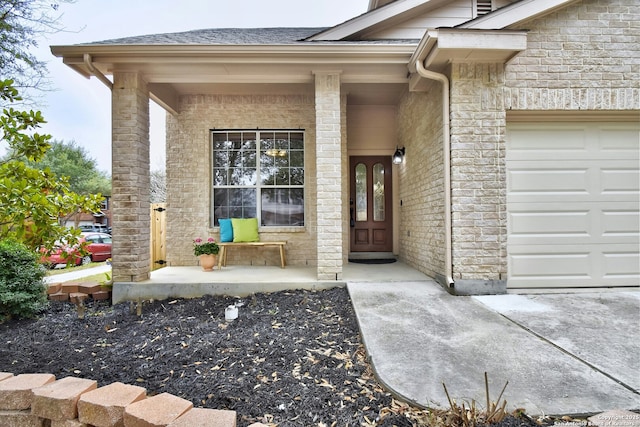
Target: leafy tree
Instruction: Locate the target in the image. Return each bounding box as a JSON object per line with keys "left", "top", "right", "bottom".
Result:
{"left": 0, "top": 79, "right": 102, "bottom": 250}
{"left": 15, "top": 139, "right": 111, "bottom": 195}
{"left": 0, "top": 0, "right": 74, "bottom": 97}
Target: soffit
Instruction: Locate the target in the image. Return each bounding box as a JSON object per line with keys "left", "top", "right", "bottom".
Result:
{"left": 408, "top": 28, "right": 527, "bottom": 74}
{"left": 164, "top": 82, "right": 406, "bottom": 105}
{"left": 51, "top": 43, "right": 415, "bottom": 108}
{"left": 52, "top": 44, "right": 414, "bottom": 83}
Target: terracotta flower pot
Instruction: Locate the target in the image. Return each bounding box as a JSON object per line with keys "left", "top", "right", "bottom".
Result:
{"left": 199, "top": 254, "right": 217, "bottom": 271}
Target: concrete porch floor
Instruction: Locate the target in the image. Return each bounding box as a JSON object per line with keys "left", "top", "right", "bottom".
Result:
{"left": 112, "top": 260, "right": 432, "bottom": 303}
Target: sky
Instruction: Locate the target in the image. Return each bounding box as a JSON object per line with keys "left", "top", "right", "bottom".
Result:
{"left": 32, "top": 0, "right": 368, "bottom": 173}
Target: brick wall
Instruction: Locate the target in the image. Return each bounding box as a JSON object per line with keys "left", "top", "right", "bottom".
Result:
{"left": 449, "top": 63, "right": 507, "bottom": 282}
{"left": 314, "top": 72, "right": 345, "bottom": 280}
{"left": 396, "top": 85, "right": 447, "bottom": 281}
{"left": 396, "top": 0, "right": 638, "bottom": 288}
{"left": 505, "top": 0, "right": 639, "bottom": 111}
{"left": 0, "top": 372, "right": 245, "bottom": 427}
{"left": 166, "top": 94, "right": 318, "bottom": 267}
{"left": 341, "top": 96, "right": 349, "bottom": 266}
{"left": 111, "top": 72, "right": 151, "bottom": 283}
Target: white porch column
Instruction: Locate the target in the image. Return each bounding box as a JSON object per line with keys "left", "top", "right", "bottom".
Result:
{"left": 111, "top": 72, "right": 151, "bottom": 282}
{"left": 314, "top": 71, "right": 344, "bottom": 280}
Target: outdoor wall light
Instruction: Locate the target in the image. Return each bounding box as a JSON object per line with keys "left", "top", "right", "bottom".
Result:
{"left": 392, "top": 146, "right": 405, "bottom": 164}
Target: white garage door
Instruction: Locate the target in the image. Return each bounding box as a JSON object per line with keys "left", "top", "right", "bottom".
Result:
{"left": 506, "top": 121, "right": 640, "bottom": 290}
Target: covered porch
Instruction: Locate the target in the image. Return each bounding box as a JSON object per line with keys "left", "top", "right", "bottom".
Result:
{"left": 112, "top": 260, "right": 431, "bottom": 304}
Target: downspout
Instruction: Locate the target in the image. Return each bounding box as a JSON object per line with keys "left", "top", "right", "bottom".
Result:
{"left": 83, "top": 54, "right": 113, "bottom": 90}
{"left": 415, "top": 59, "right": 454, "bottom": 288}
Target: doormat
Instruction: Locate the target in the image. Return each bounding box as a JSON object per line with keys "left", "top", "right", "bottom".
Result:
{"left": 348, "top": 258, "right": 397, "bottom": 264}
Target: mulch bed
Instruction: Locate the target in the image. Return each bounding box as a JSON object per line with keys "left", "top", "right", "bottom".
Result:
{"left": 0, "top": 287, "right": 554, "bottom": 427}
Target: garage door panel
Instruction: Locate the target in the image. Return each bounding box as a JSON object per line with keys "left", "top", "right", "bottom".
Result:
{"left": 603, "top": 252, "right": 640, "bottom": 278}
{"left": 600, "top": 128, "right": 640, "bottom": 152}
{"left": 602, "top": 209, "right": 640, "bottom": 238}
{"left": 508, "top": 244, "right": 639, "bottom": 289}
{"left": 507, "top": 123, "right": 639, "bottom": 161}
{"left": 508, "top": 202, "right": 639, "bottom": 245}
{"left": 509, "top": 251, "right": 591, "bottom": 278}
{"left": 508, "top": 161, "right": 639, "bottom": 203}
{"left": 506, "top": 121, "right": 640, "bottom": 290}
{"left": 508, "top": 210, "right": 591, "bottom": 242}
{"left": 508, "top": 168, "right": 589, "bottom": 197}
{"left": 601, "top": 169, "right": 640, "bottom": 195}
{"left": 507, "top": 128, "right": 588, "bottom": 155}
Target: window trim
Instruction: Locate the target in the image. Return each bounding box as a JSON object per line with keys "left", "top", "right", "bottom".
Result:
{"left": 210, "top": 128, "right": 306, "bottom": 229}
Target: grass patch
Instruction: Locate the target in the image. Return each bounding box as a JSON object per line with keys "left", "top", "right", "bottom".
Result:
{"left": 45, "top": 262, "right": 104, "bottom": 276}
{"left": 67, "top": 273, "right": 109, "bottom": 284}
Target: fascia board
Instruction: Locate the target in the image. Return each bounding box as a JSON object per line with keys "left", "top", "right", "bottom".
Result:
{"left": 458, "top": 0, "right": 581, "bottom": 29}
{"left": 408, "top": 29, "right": 437, "bottom": 72}
{"left": 52, "top": 44, "right": 416, "bottom": 82}
{"left": 51, "top": 44, "right": 415, "bottom": 61}
{"left": 307, "top": 0, "right": 434, "bottom": 41}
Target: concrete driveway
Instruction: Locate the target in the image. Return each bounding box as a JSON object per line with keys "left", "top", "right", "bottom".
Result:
{"left": 347, "top": 280, "right": 640, "bottom": 415}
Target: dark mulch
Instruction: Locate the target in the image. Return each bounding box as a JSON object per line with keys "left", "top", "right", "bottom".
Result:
{"left": 0, "top": 287, "right": 551, "bottom": 427}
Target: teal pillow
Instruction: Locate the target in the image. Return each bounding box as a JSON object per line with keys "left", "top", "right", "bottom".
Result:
{"left": 218, "top": 218, "right": 233, "bottom": 242}
{"left": 231, "top": 218, "right": 259, "bottom": 242}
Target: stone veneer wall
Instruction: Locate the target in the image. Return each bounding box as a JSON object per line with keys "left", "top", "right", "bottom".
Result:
{"left": 505, "top": 0, "right": 639, "bottom": 111}
{"left": 166, "top": 95, "right": 317, "bottom": 267}
{"left": 449, "top": 63, "right": 508, "bottom": 284}
{"left": 111, "top": 72, "right": 151, "bottom": 282}
{"left": 440, "top": 0, "right": 639, "bottom": 290}
{"left": 340, "top": 95, "right": 349, "bottom": 266}
{"left": 396, "top": 83, "right": 447, "bottom": 282}
{"left": 314, "top": 72, "right": 345, "bottom": 280}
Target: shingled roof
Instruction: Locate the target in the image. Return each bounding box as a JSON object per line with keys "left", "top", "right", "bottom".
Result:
{"left": 82, "top": 27, "right": 328, "bottom": 45}
{"left": 78, "top": 27, "right": 418, "bottom": 46}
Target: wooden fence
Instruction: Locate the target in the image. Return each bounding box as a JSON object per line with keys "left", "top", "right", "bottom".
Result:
{"left": 150, "top": 203, "right": 166, "bottom": 271}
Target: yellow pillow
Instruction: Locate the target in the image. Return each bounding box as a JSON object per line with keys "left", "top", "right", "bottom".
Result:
{"left": 231, "top": 218, "right": 259, "bottom": 242}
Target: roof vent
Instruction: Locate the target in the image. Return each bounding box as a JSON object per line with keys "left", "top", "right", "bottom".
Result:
{"left": 476, "top": 0, "right": 493, "bottom": 16}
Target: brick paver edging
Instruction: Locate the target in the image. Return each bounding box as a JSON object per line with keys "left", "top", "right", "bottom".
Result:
{"left": 0, "top": 372, "right": 272, "bottom": 427}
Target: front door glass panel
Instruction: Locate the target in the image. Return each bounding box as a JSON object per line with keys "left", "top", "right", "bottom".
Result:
{"left": 355, "top": 163, "right": 367, "bottom": 221}
{"left": 373, "top": 163, "right": 385, "bottom": 221}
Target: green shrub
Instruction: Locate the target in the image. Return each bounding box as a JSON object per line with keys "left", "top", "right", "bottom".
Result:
{"left": 0, "top": 239, "right": 48, "bottom": 320}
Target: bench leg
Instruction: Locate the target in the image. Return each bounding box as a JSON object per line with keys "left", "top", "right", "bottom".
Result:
{"left": 279, "top": 245, "right": 286, "bottom": 268}
{"left": 217, "top": 246, "right": 225, "bottom": 269}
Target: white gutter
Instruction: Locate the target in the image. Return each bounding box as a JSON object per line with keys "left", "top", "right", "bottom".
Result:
{"left": 83, "top": 53, "right": 113, "bottom": 90}
{"left": 415, "top": 59, "right": 454, "bottom": 288}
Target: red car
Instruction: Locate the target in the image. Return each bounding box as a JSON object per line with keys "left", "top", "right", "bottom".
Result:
{"left": 41, "top": 232, "right": 112, "bottom": 268}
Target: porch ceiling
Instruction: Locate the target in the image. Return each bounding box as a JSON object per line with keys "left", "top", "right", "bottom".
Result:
{"left": 159, "top": 82, "right": 407, "bottom": 105}
{"left": 51, "top": 44, "right": 416, "bottom": 110}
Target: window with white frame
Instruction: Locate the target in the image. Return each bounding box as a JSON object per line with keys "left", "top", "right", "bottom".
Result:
{"left": 211, "top": 130, "right": 305, "bottom": 227}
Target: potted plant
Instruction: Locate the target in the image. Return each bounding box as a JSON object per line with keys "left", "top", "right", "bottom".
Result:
{"left": 193, "top": 237, "right": 219, "bottom": 271}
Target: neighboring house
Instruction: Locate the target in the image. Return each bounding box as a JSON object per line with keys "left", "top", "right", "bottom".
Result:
{"left": 51, "top": 0, "right": 639, "bottom": 294}
{"left": 64, "top": 196, "right": 112, "bottom": 230}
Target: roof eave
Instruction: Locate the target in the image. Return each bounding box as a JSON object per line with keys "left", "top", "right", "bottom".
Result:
{"left": 408, "top": 28, "right": 528, "bottom": 74}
